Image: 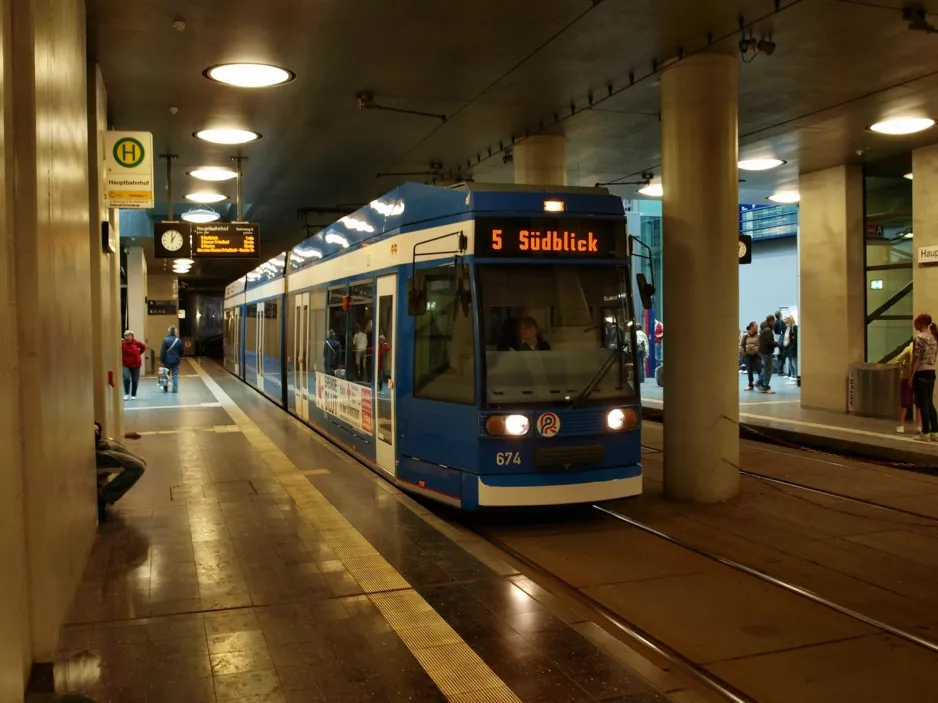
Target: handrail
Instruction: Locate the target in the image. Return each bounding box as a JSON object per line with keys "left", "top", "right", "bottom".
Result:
{"left": 878, "top": 336, "right": 914, "bottom": 364}
{"left": 866, "top": 281, "right": 912, "bottom": 324}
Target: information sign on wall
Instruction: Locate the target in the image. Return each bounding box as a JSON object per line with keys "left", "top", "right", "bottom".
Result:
{"left": 104, "top": 132, "right": 154, "bottom": 209}
{"left": 147, "top": 299, "right": 176, "bottom": 315}
{"left": 918, "top": 245, "right": 938, "bottom": 265}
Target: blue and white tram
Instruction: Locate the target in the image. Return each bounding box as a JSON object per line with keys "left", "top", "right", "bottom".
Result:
{"left": 223, "top": 182, "right": 648, "bottom": 509}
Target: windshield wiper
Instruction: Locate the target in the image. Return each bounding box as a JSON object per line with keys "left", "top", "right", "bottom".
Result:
{"left": 569, "top": 348, "right": 619, "bottom": 409}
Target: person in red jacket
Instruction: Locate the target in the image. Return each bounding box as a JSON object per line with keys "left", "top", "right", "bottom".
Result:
{"left": 121, "top": 330, "right": 146, "bottom": 400}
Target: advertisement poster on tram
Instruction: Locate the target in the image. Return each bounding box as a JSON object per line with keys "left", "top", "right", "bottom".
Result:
{"left": 315, "top": 372, "right": 373, "bottom": 435}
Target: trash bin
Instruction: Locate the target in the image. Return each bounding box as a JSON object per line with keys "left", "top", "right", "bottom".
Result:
{"left": 848, "top": 362, "right": 899, "bottom": 419}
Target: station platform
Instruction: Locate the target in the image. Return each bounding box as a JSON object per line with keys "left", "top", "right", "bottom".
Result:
{"left": 640, "top": 375, "right": 938, "bottom": 469}
{"left": 39, "top": 358, "right": 684, "bottom": 703}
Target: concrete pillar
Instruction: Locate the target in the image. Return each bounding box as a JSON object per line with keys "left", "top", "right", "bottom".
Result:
{"left": 913, "top": 145, "right": 938, "bottom": 320}
{"left": 513, "top": 134, "right": 566, "bottom": 186}
{"left": 126, "top": 245, "right": 147, "bottom": 341}
{"left": 660, "top": 53, "right": 739, "bottom": 503}
{"left": 799, "top": 165, "right": 865, "bottom": 412}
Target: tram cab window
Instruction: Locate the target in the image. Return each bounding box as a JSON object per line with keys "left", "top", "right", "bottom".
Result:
{"left": 480, "top": 265, "right": 636, "bottom": 406}
{"left": 413, "top": 265, "right": 475, "bottom": 405}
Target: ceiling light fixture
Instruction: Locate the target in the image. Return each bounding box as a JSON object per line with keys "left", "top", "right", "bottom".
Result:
{"left": 204, "top": 63, "right": 295, "bottom": 88}
{"left": 903, "top": 230, "right": 914, "bottom": 239}
{"left": 174, "top": 258, "right": 194, "bottom": 265}
{"left": 768, "top": 191, "right": 800, "bottom": 204}
{"left": 185, "top": 191, "right": 227, "bottom": 204}
{"left": 868, "top": 117, "right": 936, "bottom": 135}
{"left": 194, "top": 128, "right": 261, "bottom": 145}
{"left": 189, "top": 167, "right": 238, "bottom": 182}
{"left": 905, "top": 172, "right": 914, "bottom": 180}
{"left": 638, "top": 183, "right": 663, "bottom": 197}
{"left": 738, "top": 158, "right": 786, "bottom": 171}
{"left": 182, "top": 207, "right": 220, "bottom": 223}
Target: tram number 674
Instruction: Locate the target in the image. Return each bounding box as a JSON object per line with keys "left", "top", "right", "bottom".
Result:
{"left": 495, "top": 452, "right": 522, "bottom": 466}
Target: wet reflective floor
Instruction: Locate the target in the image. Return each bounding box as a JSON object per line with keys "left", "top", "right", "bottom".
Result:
{"left": 32, "top": 360, "right": 672, "bottom": 703}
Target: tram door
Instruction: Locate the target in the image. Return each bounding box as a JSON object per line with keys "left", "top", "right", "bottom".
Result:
{"left": 294, "top": 293, "right": 310, "bottom": 420}
{"left": 233, "top": 307, "right": 241, "bottom": 376}
{"left": 374, "top": 275, "right": 397, "bottom": 475}
{"left": 255, "top": 302, "right": 265, "bottom": 389}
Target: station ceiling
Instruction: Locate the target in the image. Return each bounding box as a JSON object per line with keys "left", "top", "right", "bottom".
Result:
{"left": 87, "top": 0, "right": 938, "bottom": 285}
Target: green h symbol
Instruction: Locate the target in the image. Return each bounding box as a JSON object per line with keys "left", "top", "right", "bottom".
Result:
{"left": 114, "top": 137, "right": 144, "bottom": 167}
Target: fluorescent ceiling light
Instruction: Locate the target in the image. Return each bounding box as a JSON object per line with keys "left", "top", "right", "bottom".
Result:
{"left": 738, "top": 158, "right": 786, "bottom": 171}
{"left": 868, "top": 117, "right": 936, "bottom": 135}
{"left": 194, "top": 128, "right": 261, "bottom": 145}
{"left": 189, "top": 167, "right": 238, "bottom": 182}
{"left": 182, "top": 208, "right": 220, "bottom": 223}
{"left": 204, "top": 63, "right": 295, "bottom": 88}
{"left": 768, "top": 191, "right": 800, "bottom": 204}
{"left": 638, "top": 183, "right": 663, "bottom": 197}
{"left": 325, "top": 231, "right": 349, "bottom": 248}
{"left": 185, "top": 191, "right": 227, "bottom": 204}
{"left": 905, "top": 172, "right": 914, "bottom": 180}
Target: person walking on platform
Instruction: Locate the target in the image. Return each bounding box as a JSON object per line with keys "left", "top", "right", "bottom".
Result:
{"left": 758, "top": 315, "right": 778, "bottom": 394}
{"left": 773, "top": 312, "right": 788, "bottom": 377}
{"left": 159, "top": 326, "right": 183, "bottom": 393}
{"left": 740, "top": 322, "right": 761, "bottom": 391}
{"left": 783, "top": 316, "right": 798, "bottom": 383}
{"left": 895, "top": 341, "right": 920, "bottom": 434}
{"left": 911, "top": 313, "right": 938, "bottom": 441}
{"left": 121, "top": 330, "right": 146, "bottom": 400}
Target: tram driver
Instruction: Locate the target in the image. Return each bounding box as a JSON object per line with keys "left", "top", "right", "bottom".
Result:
{"left": 498, "top": 316, "right": 551, "bottom": 351}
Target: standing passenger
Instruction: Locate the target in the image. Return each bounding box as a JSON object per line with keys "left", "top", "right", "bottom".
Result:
{"left": 635, "top": 325, "right": 649, "bottom": 384}
{"left": 121, "top": 330, "right": 146, "bottom": 400}
{"left": 758, "top": 315, "right": 778, "bottom": 394}
{"left": 783, "top": 316, "right": 798, "bottom": 383}
{"left": 159, "top": 326, "right": 183, "bottom": 393}
{"left": 910, "top": 313, "right": 938, "bottom": 441}
{"left": 353, "top": 323, "right": 368, "bottom": 379}
{"left": 739, "top": 322, "right": 761, "bottom": 391}
{"left": 773, "top": 312, "right": 788, "bottom": 377}
{"left": 894, "top": 341, "right": 919, "bottom": 434}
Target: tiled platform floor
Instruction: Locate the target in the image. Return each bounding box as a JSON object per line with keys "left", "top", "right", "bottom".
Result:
{"left": 37, "top": 359, "right": 684, "bottom": 703}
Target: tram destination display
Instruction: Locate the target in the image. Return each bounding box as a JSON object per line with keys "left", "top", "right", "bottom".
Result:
{"left": 193, "top": 222, "right": 259, "bottom": 258}
{"left": 474, "top": 217, "right": 622, "bottom": 258}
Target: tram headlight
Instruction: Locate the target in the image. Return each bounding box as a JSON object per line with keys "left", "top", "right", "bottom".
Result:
{"left": 607, "top": 408, "right": 637, "bottom": 431}
{"left": 485, "top": 414, "right": 530, "bottom": 436}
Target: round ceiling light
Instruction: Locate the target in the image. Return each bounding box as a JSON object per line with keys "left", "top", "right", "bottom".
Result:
{"left": 768, "top": 191, "right": 800, "bottom": 204}
{"left": 638, "top": 183, "right": 663, "bottom": 197}
{"left": 182, "top": 207, "right": 220, "bottom": 223}
{"left": 189, "top": 167, "right": 238, "bottom": 182}
{"left": 204, "top": 63, "right": 295, "bottom": 88}
{"left": 174, "top": 258, "right": 194, "bottom": 265}
{"left": 868, "top": 117, "right": 936, "bottom": 135}
{"left": 738, "top": 158, "right": 786, "bottom": 171}
{"left": 904, "top": 172, "right": 914, "bottom": 180}
{"left": 185, "top": 191, "right": 227, "bottom": 204}
{"left": 194, "top": 129, "right": 261, "bottom": 145}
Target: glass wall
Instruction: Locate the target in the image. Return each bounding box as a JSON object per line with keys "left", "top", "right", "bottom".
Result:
{"left": 864, "top": 163, "right": 913, "bottom": 363}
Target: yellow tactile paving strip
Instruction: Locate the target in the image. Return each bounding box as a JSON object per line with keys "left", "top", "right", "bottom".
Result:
{"left": 191, "top": 362, "right": 522, "bottom": 703}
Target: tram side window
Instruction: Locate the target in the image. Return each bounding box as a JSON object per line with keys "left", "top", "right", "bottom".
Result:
{"left": 326, "top": 287, "right": 346, "bottom": 377}
{"left": 264, "top": 299, "right": 281, "bottom": 362}
{"left": 348, "top": 281, "right": 374, "bottom": 387}
{"left": 413, "top": 265, "right": 475, "bottom": 405}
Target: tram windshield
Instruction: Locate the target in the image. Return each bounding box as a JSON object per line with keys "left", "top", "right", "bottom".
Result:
{"left": 479, "top": 264, "right": 637, "bottom": 406}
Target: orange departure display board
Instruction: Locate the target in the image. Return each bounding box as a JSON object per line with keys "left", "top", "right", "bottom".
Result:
{"left": 193, "top": 223, "right": 259, "bottom": 258}
{"left": 474, "top": 217, "right": 623, "bottom": 259}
